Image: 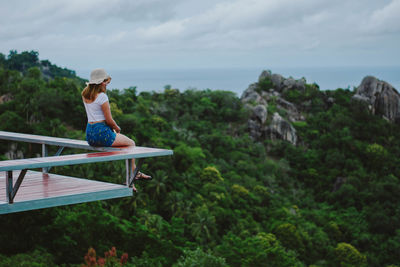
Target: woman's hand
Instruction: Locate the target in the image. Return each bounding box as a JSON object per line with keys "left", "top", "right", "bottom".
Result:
{"left": 114, "top": 125, "right": 121, "bottom": 133}
{"left": 101, "top": 101, "right": 121, "bottom": 134}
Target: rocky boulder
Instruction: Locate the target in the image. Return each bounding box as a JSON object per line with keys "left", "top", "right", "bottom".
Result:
{"left": 276, "top": 98, "right": 305, "bottom": 122}
{"left": 241, "top": 84, "right": 267, "bottom": 105}
{"left": 246, "top": 104, "right": 268, "bottom": 140}
{"left": 252, "top": 105, "right": 267, "bottom": 124}
{"left": 248, "top": 119, "right": 263, "bottom": 140}
{"left": 352, "top": 76, "right": 400, "bottom": 123}
{"left": 266, "top": 113, "right": 297, "bottom": 145}
{"left": 0, "top": 93, "right": 13, "bottom": 104}
{"left": 259, "top": 70, "right": 306, "bottom": 93}
{"left": 241, "top": 70, "right": 305, "bottom": 145}
{"left": 5, "top": 143, "right": 24, "bottom": 160}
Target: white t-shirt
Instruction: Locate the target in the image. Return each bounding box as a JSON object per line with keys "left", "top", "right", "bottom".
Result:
{"left": 83, "top": 93, "right": 109, "bottom": 122}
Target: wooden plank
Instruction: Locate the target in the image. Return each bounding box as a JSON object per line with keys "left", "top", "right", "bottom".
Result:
{"left": 0, "top": 171, "right": 132, "bottom": 214}
{"left": 0, "top": 189, "right": 132, "bottom": 214}
{"left": 0, "top": 171, "right": 128, "bottom": 201}
{"left": 0, "top": 131, "right": 121, "bottom": 151}
{"left": 0, "top": 147, "right": 173, "bottom": 171}
{"left": 0, "top": 173, "right": 124, "bottom": 199}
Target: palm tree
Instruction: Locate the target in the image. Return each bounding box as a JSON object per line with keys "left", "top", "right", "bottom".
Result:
{"left": 175, "top": 199, "right": 194, "bottom": 220}
{"left": 163, "top": 191, "right": 184, "bottom": 218}
{"left": 190, "top": 205, "right": 216, "bottom": 246}
{"left": 145, "top": 170, "right": 170, "bottom": 199}
{"left": 137, "top": 210, "right": 164, "bottom": 237}
{"left": 123, "top": 191, "right": 150, "bottom": 216}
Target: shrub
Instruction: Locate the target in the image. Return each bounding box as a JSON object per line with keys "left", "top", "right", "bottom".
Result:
{"left": 175, "top": 248, "right": 227, "bottom": 267}
{"left": 0, "top": 249, "right": 55, "bottom": 267}
{"left": 200, "top": 166, "right": 224, "bottom": 183}
{"left": 274, "top": 223, "right": 305, "bottom": 254}
{"left": 335, "top": 242, "right": 367, "bottom": 266}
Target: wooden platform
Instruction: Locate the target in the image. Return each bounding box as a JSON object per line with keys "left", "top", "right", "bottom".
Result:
{"left": 0, "top": 147, "right": 173, "bottom": 172}
{"left": 0, "top": 131, "right": 121, "bottom": 151}
{"left": 0, "top": 171, "right": 132, "bottom": 214}
{"left": 0, "top": 131, "right": 173, "bottom": 214}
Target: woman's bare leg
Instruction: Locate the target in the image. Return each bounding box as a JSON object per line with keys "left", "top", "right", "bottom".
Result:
{"left": 112, "top": 133, "right": 135, "bottom": 147}
{"left": 112, "top": 133, "right": 136, "bottom": 169}
{"left": 111, "top": 134, "right": 151, "bottom": 190}
{"left": 112, "top": 134, "right": 137, "bottom": 189}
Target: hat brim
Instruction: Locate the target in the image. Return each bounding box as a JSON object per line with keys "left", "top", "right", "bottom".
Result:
{"left": 88, "top": 75, "right": 111, "bottom": 85}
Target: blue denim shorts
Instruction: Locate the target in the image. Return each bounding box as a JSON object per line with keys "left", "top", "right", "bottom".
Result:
{"left": 86, "top": 122, "right": 116, "bottom": 147}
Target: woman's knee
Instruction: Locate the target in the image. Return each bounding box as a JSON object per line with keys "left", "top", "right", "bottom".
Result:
{"left": 128, "top": 138, "right": 135, "bottom": 146}
{"left": 112, "top": 134, "right": 135, "bottom": 147}
{"left": 126, "top": 135, "right": 135, "bottom": 146}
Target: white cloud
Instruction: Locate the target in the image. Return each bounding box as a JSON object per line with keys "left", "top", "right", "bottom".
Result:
{"left": 136, "top": 20, "right": 186, "bottom": 40}
{"left": 0, "top": 0, "right": 182, "bottom": 41}
{"left": 0, "top": 0, "right": 398, "bottom": 69}
{"left": 126, "top": 0, "right": 361, "bottom": 50}
{"left": 367, "top": 0, "right": 400, "bottom": 34}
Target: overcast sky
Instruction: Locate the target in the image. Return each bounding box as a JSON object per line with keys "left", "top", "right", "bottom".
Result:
{"left": 1, "top": 0, "right": 399, "bottom": 73}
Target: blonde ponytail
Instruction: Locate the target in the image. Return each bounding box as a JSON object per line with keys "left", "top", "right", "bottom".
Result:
{"left": 81, "top": 80, "right": 108, "bottom": 101}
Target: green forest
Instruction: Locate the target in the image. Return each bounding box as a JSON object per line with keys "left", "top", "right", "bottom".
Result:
{"left": 0, "top": 51, "right": 399, "bottom": 267}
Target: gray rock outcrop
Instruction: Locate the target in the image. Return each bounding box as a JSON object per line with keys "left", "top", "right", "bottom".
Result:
{"left": 241, "top": 70, "right": 304, "bottom": 145}
{"left": 0, "top": 94, "right": 13, "bottom": 104}
{"left": 276, "top": 98, "right": 305, "bottom": 122}
{"left": 266, "top": 113, "right": 297, "bottom": 145}
{"left": 5, "top": 143, "right": 24, "bottom": 160}
{"left": 246, "top": 104, "right": 268, "bottom": 140}
{"left": 248, "top": 119, "right": 263, "bottom": 140}
{"left": 241, "top": 84, "right": 263, "bottom": 103}
{"left": 252, "top": 105, "right": 267, "bottom": 124}
{"left": 352, "top": 76, "right": 400, "bottom": 123}
{"left": 259, "top": 70, "right": 306, "bottom": 93}
{"left": 242, "top": 71, "right": 399, "bottom": 145}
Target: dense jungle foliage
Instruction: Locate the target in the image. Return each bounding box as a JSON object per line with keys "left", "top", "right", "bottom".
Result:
{"left": 0, "top": 51, "right": 399, "bottom": 267}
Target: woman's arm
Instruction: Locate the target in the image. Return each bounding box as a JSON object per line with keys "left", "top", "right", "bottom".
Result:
{"left": 101, "top": 101, "right": 121, "bottom": 133}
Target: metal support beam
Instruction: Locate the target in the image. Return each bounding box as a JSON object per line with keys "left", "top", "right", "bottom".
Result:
{"left": 11, "top": 169, "right": 27, "bottom": 202}
{"left": 55, "top": 146, "right": 65, "bottom": 156}
{"left": 125, "top": 159, "right": 131, "bottom": 187}
{"left": 47, "top": 146, "right": 65, "bottom": 172}
{"left": 6, "top": 171, "right": 13, "bottom": 203}
{"left": 5, "top": 170, "right": 28, "bottom": 204}
{"left": 42, "top": 144, "right": 48, "bottom": 173}
{"left": 129, "top": 160, "right": 142, "bottom": 187}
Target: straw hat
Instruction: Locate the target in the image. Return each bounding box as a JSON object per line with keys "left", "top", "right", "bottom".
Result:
{"left": 88, "top": 68, "right": 111, "bottom": 84}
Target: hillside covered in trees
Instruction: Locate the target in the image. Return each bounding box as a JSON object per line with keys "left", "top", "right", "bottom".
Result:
{"left": 0, "top": 51, "right": 399, "bottom": 266}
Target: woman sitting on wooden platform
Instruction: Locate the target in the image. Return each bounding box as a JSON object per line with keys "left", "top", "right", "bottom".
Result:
{"left": 81, "top": 68, "right": 151, "bottom": 191}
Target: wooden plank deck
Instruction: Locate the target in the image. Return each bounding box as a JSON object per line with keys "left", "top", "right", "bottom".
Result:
{"left": 0, "top": 171, "right": 132, "bottom": 214}
{"left": 0, "top": 130, "right": 121, "bottom": 151}
{"left": 0, "top": 147, "right": 173, "bottom": 172}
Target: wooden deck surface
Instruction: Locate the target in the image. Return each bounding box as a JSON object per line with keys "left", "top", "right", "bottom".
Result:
{"left": 0, "top": 130, "right": 121, "bottom": 151}
{"left": 0, "top": 147, "right": 173, "bottom": 172}
{"left": 0, "top": 171, "right": 132, "bottom": 214}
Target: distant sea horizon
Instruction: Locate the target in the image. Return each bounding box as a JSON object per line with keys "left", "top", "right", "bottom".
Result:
{"left": 76, "top": 66, "right": 400, "bottom": 97}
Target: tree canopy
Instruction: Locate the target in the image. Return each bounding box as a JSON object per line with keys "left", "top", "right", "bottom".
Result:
{"left": 0, "top": 51, "right": 399, "bottom": 266}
